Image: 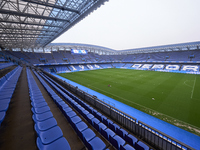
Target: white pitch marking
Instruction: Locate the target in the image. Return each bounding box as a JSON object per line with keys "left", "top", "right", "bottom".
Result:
{"left": 191, "top": 76, "right": 196, "bottom": 99}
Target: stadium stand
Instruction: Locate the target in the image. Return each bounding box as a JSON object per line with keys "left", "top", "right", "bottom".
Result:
{"left": 27, "top": 68, "right": 71, "bottom": 150}
{"left": 0, "top": 41, "right": 199, "bottom": 150}
{"left": 0, "top": 66, "right": 22, "bottom": 125}
{"left": 38, "top": 71, "right": 151, "bottom": 150}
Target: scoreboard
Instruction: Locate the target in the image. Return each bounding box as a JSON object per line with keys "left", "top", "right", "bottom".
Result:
{"left": 71, "top": 49, "right": 88, "bottom": 55}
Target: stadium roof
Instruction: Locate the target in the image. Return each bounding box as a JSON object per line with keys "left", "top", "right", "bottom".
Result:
{"left": 45, "top": 41, "right": 200, "bottom": 55}
{"left": 0, "top": 0, "right": 108, "bottom": 50}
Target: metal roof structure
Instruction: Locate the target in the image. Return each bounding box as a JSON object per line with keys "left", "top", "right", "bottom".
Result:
{"left": 117, "top": 41, "right": 200, "bottom": 55}
{"left": 0, "top": 0, "right": 109, "bottom": 50}
{"left": 44, "top": 42, "right": 200, "bottom": 55}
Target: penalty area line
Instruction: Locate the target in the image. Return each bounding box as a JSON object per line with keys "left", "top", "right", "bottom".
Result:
{"left": 191, "top": 76, "right": 196, "bottom": 99}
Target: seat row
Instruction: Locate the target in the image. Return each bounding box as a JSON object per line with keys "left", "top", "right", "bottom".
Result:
{"left": 39, "top": 72, "right": 150, "bottom": 150}
{"left": 0, "top": 62, "right": 14, "bottom": 70}
{"left": 34, "top": 70, "right": 107, "bottom": 150}
{"left": 0, "top": 66, "right": 22, "bottom": 125}
{"left": 26, "top": 68, "right": 71, "bottom": 150}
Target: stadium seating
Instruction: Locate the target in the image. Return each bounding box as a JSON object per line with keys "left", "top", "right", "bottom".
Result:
{"left": 0, "top": 66, "right": 22, "bottom": 125}
{"left": 33, "top": 70, "right": 108, "bottom": 150}
{"left": 38, "top": 72, "right": 150, "bottom": 150}
{"left": 26, "top": 68, "right": 71, "bottom": 150}
{"left": 0, "top": 62, "right": 15, "bottom": 70}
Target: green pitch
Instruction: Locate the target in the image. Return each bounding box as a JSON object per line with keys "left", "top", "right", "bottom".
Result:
{"left": 58, "top": 68, "right": 200, "bottom": 135}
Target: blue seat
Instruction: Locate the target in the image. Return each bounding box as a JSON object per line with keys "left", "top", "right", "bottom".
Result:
{"left": 33, "top": 111, "right": 53, "bottom": 122}
{"left": 0, "top": 98, "right": 11, "bottom": 104}
{"left": 56, "top": 101, "right": 66, "bottom": 109}
{"left": 32, "top": 106, "right": 50, "bottom": 114}
{"left": 86, "top": 114, "right": 94, "bottom": 123}
{"left": 37, "top": 137, "right": 71, "bottom": 150}
{"left": 82, "top": 110, "right": 89, "bottom": 118}
{"left": 70, "top": 116, "right": 82, "bottom": 130}
{"left": 96, "top": 112, "right": 102, "bottom": 121}
{"left": 81, "top": 128, "right": 96, "bottom": 144}
{"left": 35, "top": 117, "right": 57, "bottom": 131}
{"left": 63, "top": 107, "right": 72, "bottom": 113}
{"left": 0, "top": 103, "right": 9, "bottom": 112}
{"left": 109, "top": 123, "right": 120, "bottom": 132}
{"left": 37, "top": 125, "right": 63, "bottom": 145}
{"left": 91, "top": 118, "right": 100, "bottom": 126}
{"left": 61, "top": 103, "right": 69, "bottom": 111}
{"left": 87, "top": 137, "right": 106, "bottom": 150}
{"left": 116, "top": 128, "right": 128, "bottom": 139}
{"left": 75, "top": 121, "right": 88, "bottom": 138}
{"left": 120, "top": 144, "right": 136, "bottom": 150}
{"left": 77, "top": 106, "right": 85, "bottom": 114}
{"left": 125, "top": 134, "right": 138, "bottom": 147}
{"left": 0, "top": 111, "right": 6, "bottom": 124}
{"left": 66, "top": 111, "right": 76, "bottom": 121}
{"left": 109, "top": 135, "right": 126, "bottom": 150}
{"left": 103, "top": 118, "right": 113, "bottom": 126}
{"left": 135, "top": 141, "right": 149, "bottom": 150}
{"left": 98, "top": 122, "right": 107, "bottom": 132}
{"left": 101, "top": 128, "right": 115, "bottom": 140}
{"left": 31, "top": 102, "right": 48, "bottom": 108}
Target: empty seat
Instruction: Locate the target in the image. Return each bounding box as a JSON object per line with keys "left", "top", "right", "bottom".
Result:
{"left": 91, "top": 117, "right": 100, "bottom": 126}
{"left": 125, "top": 134, "right": 138, "bottom": 147}
{"left": 103, "top": 118, "right": 113, "bottom": 126}
{"left": 37, "top": 137, "right": 71, "bottom": 150}
{"left": 31, "top": 102, "right": 48, "bottom": 108}
{"left": 32, "top": 106, "right": 50, "bottom": 114}
{"left": 120, "top": 144, "right": 136, "bottom": 150}
{"left": 101, "top": 128, "right": 115, "bottom": 140}
{"left": 135, "top": 141, "right": 149, "bottom": 150}
{"left": 86, "top": 113, "right": 94, "bottom": 123}
{"left": 70, "top": 116, "right": 82, "bottom": 130}
{"left": 81, "top": 128, "right": 96, "bottom": 144}
{"left": 98, "top": 122, "right": 107, "bottom": 132}
{"left": 0, "top": 103, "right": 9, "bottom": 112}
{"left": 109, "top": 135, "right": 126, "bottom": 150}
{"left": 65, "top": 111, "right": 76, "bottom": 121}
{"left": 33, "top": 111, "right": 53, "bottom": 122}
{"left": 109, "top": 123, "right": 120, "bottom": 132}
{"left": 75, "top": 121, "right": 88, "bottom": 138}
{"left": 35, "top": 117, "right": 57, "bottom": 131}
{"left": 87, "top": 137, "right": 106, "bottom": 150}
{"left": 37, "top": 126, "right": 63, "bottom": 145}
{"left": 116, "top": 128, "right": 128, "bottom": 139}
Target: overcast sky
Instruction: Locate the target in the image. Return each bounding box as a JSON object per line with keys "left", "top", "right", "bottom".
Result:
{"left": 52, "top": 0, "right": 200, "bottom": 50}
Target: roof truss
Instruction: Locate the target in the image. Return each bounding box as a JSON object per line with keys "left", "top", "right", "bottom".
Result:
{"left": 0, "top": 0, "right": 109, "bottom": 49}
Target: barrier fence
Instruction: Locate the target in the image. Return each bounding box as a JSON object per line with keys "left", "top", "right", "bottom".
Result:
{"left": 42, "top": 70, "right": 194, "bottom": 150}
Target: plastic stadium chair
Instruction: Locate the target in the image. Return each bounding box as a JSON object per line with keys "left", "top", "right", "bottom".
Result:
{"left": 35, "top": 117, "right": 57, "bottom": 131}
{"left": 120, "top": 144, "right": 136, "bottom": 150}
{"left": 32, "top": 111, "right": 53, "bottom": 122}
{"left": 116, "top": 128, "right": 128, "bottom": 139}
{"left": 81, "top": 128, "right": 96, "bottom": 144}
{"left": 125, "top": 134, "right": 138, "bottom": 147}
{"left": 87, "top": 137, "right": 106, "bottom": 150}
{"left": 37, "top": 137, "right": 71, "bottom": 150}
{"left": 135, "top": 141, "right": 149, "bottom": 150}
{"left": 37, "top": 126, "right": 63, "bottom": 145}
{"left": 101, "top": 128, "right": 115, "bottom": 140}
{"left": 109, "top": 135, "right": 126, "bottom": 150}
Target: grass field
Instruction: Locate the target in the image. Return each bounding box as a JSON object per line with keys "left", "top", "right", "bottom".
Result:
{"left": 58, "top": 68, "right": 200, "bottom": 135}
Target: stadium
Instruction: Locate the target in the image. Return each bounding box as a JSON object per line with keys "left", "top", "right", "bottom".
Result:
{"left": 0, "top": 0, "right": 200, "bottom": 150}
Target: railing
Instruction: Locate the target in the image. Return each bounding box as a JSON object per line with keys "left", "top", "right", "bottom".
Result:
{"left": 42, "top": 70, "right": 195, "bottom": 150}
